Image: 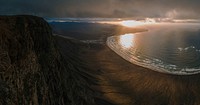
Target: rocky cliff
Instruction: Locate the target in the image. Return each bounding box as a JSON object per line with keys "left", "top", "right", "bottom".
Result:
{"left": 0, "top": 15, "right": 94, "bottom": 105}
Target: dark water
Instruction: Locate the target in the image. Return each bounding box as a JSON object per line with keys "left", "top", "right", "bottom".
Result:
{"left": 107, "top": 23, "right": 200, "bottom": 75}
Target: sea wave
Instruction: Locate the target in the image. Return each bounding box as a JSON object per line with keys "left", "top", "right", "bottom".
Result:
{"left": 106, "top": 36, "right": 200, "bottom": 75}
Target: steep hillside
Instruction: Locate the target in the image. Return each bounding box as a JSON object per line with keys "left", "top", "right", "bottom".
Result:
{"left": 0, "top": 15, "right": 94, "bottom": 105}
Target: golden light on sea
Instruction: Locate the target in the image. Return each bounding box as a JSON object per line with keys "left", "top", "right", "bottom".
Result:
{"left": 120, "top": 34, "right": 135, "bottom": 48}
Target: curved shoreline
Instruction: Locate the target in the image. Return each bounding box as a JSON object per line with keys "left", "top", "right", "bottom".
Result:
{"left": 106, "top": 35, "right": 200, "bottom": 75}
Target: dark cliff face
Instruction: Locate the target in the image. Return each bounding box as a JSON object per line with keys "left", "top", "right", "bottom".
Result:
{"left": 0, "top": 15, "right": 94, "bottom": 105}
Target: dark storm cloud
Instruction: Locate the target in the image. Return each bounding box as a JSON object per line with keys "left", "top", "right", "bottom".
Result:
{"left": 0, "top": 0, "right": 200, "bottom": 18}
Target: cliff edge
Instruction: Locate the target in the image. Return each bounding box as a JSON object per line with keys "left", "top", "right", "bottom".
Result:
{"left": 0, "top": 15, "right": 94, "bottom": 105}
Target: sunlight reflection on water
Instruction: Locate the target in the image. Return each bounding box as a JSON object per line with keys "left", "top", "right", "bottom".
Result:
{"left": 107, "top": 23, "right": 200, "bottom": 75}
{"left": 120, "top": 34, "right": 135, "bottom": 48}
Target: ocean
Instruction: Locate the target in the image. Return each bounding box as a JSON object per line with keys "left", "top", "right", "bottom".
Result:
{"left": 107, "top": 23, "right": 200, "bottom": 75}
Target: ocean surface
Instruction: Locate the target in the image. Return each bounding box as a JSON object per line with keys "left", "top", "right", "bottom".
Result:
{"left": 107, "top": 23, "right": 200, "bottom": 75}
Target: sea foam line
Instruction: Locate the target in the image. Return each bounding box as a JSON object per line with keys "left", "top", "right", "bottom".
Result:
{"left": 106, "top": 36, "right": 200, "bottom": 75}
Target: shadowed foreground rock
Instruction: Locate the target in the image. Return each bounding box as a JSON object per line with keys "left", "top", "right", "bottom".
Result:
{"left": 0, "top": 15, "right": 95, "bottom": 105}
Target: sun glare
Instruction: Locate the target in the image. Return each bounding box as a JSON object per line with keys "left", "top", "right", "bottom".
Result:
{"left": 120, "top": 34, "right": 135, "bottom": 48}
{"left": 121, "top": 18, "right": 156, "bottom": 27}
{"left": 121, "top": 20, "right": 144, "bottom": 27}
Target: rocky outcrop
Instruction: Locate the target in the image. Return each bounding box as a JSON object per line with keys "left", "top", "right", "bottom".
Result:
{"left": 0, "top": 15, "right": 94, "bottom": 105}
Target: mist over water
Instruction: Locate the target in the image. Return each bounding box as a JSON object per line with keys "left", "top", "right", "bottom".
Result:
{"left": 107, "top": 23, "right": 200, "bottom": 75}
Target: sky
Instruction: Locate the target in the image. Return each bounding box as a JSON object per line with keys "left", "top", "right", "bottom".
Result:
{"left": 0, "top": 0, "right": 200, "bottom": 19}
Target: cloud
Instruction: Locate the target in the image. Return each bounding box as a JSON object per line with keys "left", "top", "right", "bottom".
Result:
{"left": 0, "top": 0, "right": 200, "bottom": 18}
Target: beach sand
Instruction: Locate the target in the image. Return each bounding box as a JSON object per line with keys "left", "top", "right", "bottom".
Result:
{"left": 82, "top": 42, "right": 200, "bottom": 105}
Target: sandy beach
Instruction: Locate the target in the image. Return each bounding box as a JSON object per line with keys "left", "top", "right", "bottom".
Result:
{"left": 82, "top": 42, "right": 200, "bottom": 105}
